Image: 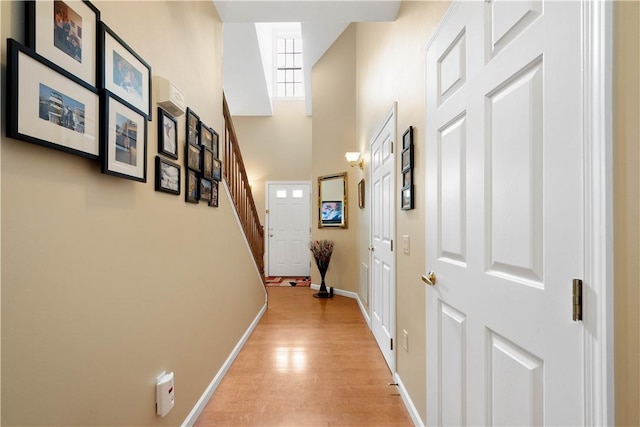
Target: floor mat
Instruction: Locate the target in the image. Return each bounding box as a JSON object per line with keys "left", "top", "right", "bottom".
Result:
{"left": 265, "top": 276, "right": 311, "bottom": 287}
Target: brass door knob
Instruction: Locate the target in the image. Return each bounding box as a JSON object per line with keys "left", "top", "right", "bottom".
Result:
{"left": 422, "top": 271, "right": 437, "bottom": 286}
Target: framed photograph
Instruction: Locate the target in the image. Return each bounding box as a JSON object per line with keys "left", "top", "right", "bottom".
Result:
{"left": 6, "top": 38, "right": 100, "bottom": 159}
{"left": 155, "top": 156, "right": 180, "bottom": 195}
{"left": 212, "top": 129, "right": 219, "bottom": 159}
{"left": 403, "top": 169, "right": 412, "bottom": 187}
{"left": 401, "top": 185, "right": 414, "bottom": 210}
{"left": 99, "top": 22, "right": 151, "bottom": 118}
{"left": 202, "top": 148, "right": 213, "bottom": 179}
{"left": 210, "top": 180, "right": 219, "bottom": 207}
{"left": 158, "top": 107, "right": 177, "bottom": 159}
{"left": 200, "top": 123, "right": 213, "bottom": 151}
{"left": 185, "top": 170, "right": 199, "bottom": 203}
{"left": 186, "top": 143, "right": 202, "bottom": 173}
{"left": 212, "top": 158, "right": 222, "bottom": 182}
{"left": 401, "top": 147, "right": 413, "bottom": 172}
{"left": 200, "top": 178, "right": 213, "bottom": 203}
{"left": 321, "top": 201, "right": 343, "bottom": 225}
{"left": 358, "top": 179, "right": 365, "bottom": 209}
{"left": 25, "top": 0, "right": 100, "bottom": 87}
{"left": 101, "top": 91, "right": 147, "bottom": 182}
{"left": 186, "top": 108, "right": 200, "bottom": 146}
{"left": 402, "top": 125, "right": 413, "bottom": 150}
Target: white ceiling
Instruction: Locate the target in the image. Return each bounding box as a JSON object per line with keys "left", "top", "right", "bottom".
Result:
{"left": 214, "top": 1, "right": 401, "bottom": 116}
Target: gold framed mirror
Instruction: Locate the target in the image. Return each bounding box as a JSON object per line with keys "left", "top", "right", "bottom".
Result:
{"left": 318, "top": 172, "right": 347, "bottom": 228}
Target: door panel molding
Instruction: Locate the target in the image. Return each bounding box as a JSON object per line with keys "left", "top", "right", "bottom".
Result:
{"left": 265, "top": 181, "right": 312, "bottom": 277}
{"left": 425, "top": 0, "right": 613, "bottom": 424}
{"left": 369, "top": 103, "right": 397, "bottom": 372}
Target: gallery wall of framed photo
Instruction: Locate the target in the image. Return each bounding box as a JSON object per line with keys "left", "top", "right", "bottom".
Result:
{"left": 401, "top": 125, "right": 414, "bottom": 210}
{"left": 8, "top": 0, "right": 223, "bottom": 207}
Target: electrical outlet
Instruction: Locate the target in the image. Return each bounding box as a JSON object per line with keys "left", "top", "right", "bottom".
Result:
{"left": 403, "top": 235, "right": 410, "bottom": 254}
{"left": 402, "top": 329, "right": 409, "bottom": 351}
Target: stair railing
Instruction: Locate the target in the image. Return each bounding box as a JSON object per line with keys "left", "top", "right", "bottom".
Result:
{"left": 222, "top": 94, "right": 265, "bottom": 277}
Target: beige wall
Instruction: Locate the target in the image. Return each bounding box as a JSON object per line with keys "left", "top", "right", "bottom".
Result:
{"left": 311, "top": 25, "right": 360, "bottom": 291}
{"left": 614, "top": 1, "right": 640, "bottom": 425}
{"left": 232, "top": 100, "right": 312, "bottom": 225}
{"left": 1, "top": 2, "right": 265, "bottom": 425}
{"left": 355, "top": 1, "right": 449, "bottom": 421}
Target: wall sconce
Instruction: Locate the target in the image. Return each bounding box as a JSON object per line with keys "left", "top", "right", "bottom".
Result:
{"left": 345, "top": 152, "right": 364, "bottom": 170}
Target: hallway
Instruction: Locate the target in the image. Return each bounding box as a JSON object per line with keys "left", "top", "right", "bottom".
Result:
{"left": 195, "top": 287, "right": 413, "bottom": 426}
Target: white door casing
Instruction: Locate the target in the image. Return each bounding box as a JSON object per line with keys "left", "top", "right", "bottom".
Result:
{"left": 266, "top": 182, "right": 311, "bottom": 277}
{"left": 424, "top": 1, "right": 613, "bottom": 425}
{"left": 370, "top": 105, "right": 396, "bottom": 372}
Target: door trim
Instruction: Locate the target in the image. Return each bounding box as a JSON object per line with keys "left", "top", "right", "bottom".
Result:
{"left": 264, "top": 180, "right": 312, "bottom": 278}
{"left": 368, "top": 103, "right": 397, "bottom": 372}
{"left": 582, "top": 1, "right": 614, "bottom": 424}
{"left": 422, "top": 1, "right": 614, "bottom": 424}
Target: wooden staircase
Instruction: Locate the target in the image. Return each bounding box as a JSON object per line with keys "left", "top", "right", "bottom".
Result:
{"left": 222, "top": 95, "right": 265, "bottom": 277}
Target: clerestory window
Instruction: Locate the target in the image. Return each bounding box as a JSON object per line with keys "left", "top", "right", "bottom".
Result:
{"left": 275, "top": 36, "right": 304, "bottom": 98}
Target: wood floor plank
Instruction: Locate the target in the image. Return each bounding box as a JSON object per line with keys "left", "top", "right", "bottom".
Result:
{"left": 194, "top": 287, "right": 413, "bottom": 426}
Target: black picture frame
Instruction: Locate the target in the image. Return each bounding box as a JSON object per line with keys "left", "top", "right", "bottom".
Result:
{"left": 202, "top": 147, "right": 214, "bottom": 180}
{"left": 200, "top": 177, "right": 213, "bottom": 203}
{"left": 401, "top": 147, "right": 413, "bottom": 173}
{"left": 186, "top": 108, "right": 200, "bottom": 146}
{"left": 212, "top": 158, "right": 222, "bottom": 182}
{"left": 185, "top": 169, "right": 199, "bottom": 204}
{"left": 186, "top": 143, "right": 202, "bottom": 173}
{"left": 212, "top": 128, "right": 219, "bottom": 159}
{"left": 98, "top": 22, "right": 151, "bottom": 119}
{"left": 210, "top": 180, "right": 219, "bottom": 207}
{"left": 402, "top": 125, "right": 413, "bottom": 150}
{"left": 101, "top": 90, "right": 147, "bottom": 182}
{"left": 401, "top": 185, "right": 414, "bottom": 210}
{"left": 6, "top": 38, "right": 100, "bottom": 159}
{"left": 199, "top": 123, "right": 214, "bottom": 151}
{"left": 158, "top": 107, "right": 178, "bottom": 159}
{"left": 358, "top": 179, "right": 365, "bottom": 209}
{"left": 25, "top": 0, "right": 100, "bottom": 87}
{"left": 155, "top": 156, "right": 180, "bottom": 195}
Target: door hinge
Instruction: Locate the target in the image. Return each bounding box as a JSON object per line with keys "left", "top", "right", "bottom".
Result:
{"left": 390, "top": 239, "right": 393, "bottom": 252}
{"left": 391, "top": 141, "right": 394, "bottom": 154}
{"left": 266, "top": 209, "right": 269, "bottom": 214}
{"left": 573, "top": 278, "right": 583, "bottom": 321}
{"left": 390, "top": 338, "right": 394, "bottom": 351}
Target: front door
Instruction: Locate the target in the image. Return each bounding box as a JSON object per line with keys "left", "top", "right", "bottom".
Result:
{"left": 266, "top": 182, "right": 311, "bottom": 277}
{"left": 426, "top": 1, "right": 584, "bottom": 425}
{"left": 370, "top": 106, "right": 396, "bottom": 371}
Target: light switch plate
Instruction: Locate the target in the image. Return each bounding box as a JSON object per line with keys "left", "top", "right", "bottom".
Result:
{"left": 402, "top": 235, "right": 410, "bottom": 254}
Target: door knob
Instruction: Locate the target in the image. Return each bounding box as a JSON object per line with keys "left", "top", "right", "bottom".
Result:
{"left": 269, "top": 234, "right": 273, "bottom": 237}
{"left": 369, "top": 246, "right": 375, "bottom": 251}
{"left": 422, "top": 271, "right": 437, "bottom": 286}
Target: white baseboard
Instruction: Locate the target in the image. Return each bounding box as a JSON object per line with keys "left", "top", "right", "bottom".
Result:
{"left": 357, "top": 295, "right": 371, "bottom": 327}
{"left": 310, "top": 283, "right": 370, "bottom": 326}
{"left": 182, "top": 302, "right": 268, "bottom": 426}
{"left": 394, "top": 373, "right": 425, "bottom": 427}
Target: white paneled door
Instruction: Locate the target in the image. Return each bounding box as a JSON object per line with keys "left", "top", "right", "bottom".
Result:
{"left": 266, "top": 182, "right": 311, "bottom": 277}
{"left": 426, "top": 1, "right": 584, "bottom": 425}
{"left": 370, "top": 107, "right": 396, "bottom": 372}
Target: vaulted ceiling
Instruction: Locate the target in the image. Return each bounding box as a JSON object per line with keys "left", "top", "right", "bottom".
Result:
{"left": 213, "top": 1, "right": 401, "bottom": 116}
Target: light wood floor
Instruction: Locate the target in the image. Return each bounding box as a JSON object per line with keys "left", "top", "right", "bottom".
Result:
{"left": 195, "top": 287, "right": 413, "bottom": 426}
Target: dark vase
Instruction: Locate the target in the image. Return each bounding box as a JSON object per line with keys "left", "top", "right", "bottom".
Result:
{"left": 319, "top": 273, "right": 328, "bottom": 293}
{"left": 314, "top": 266, "right": 332, "bottom": 298}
